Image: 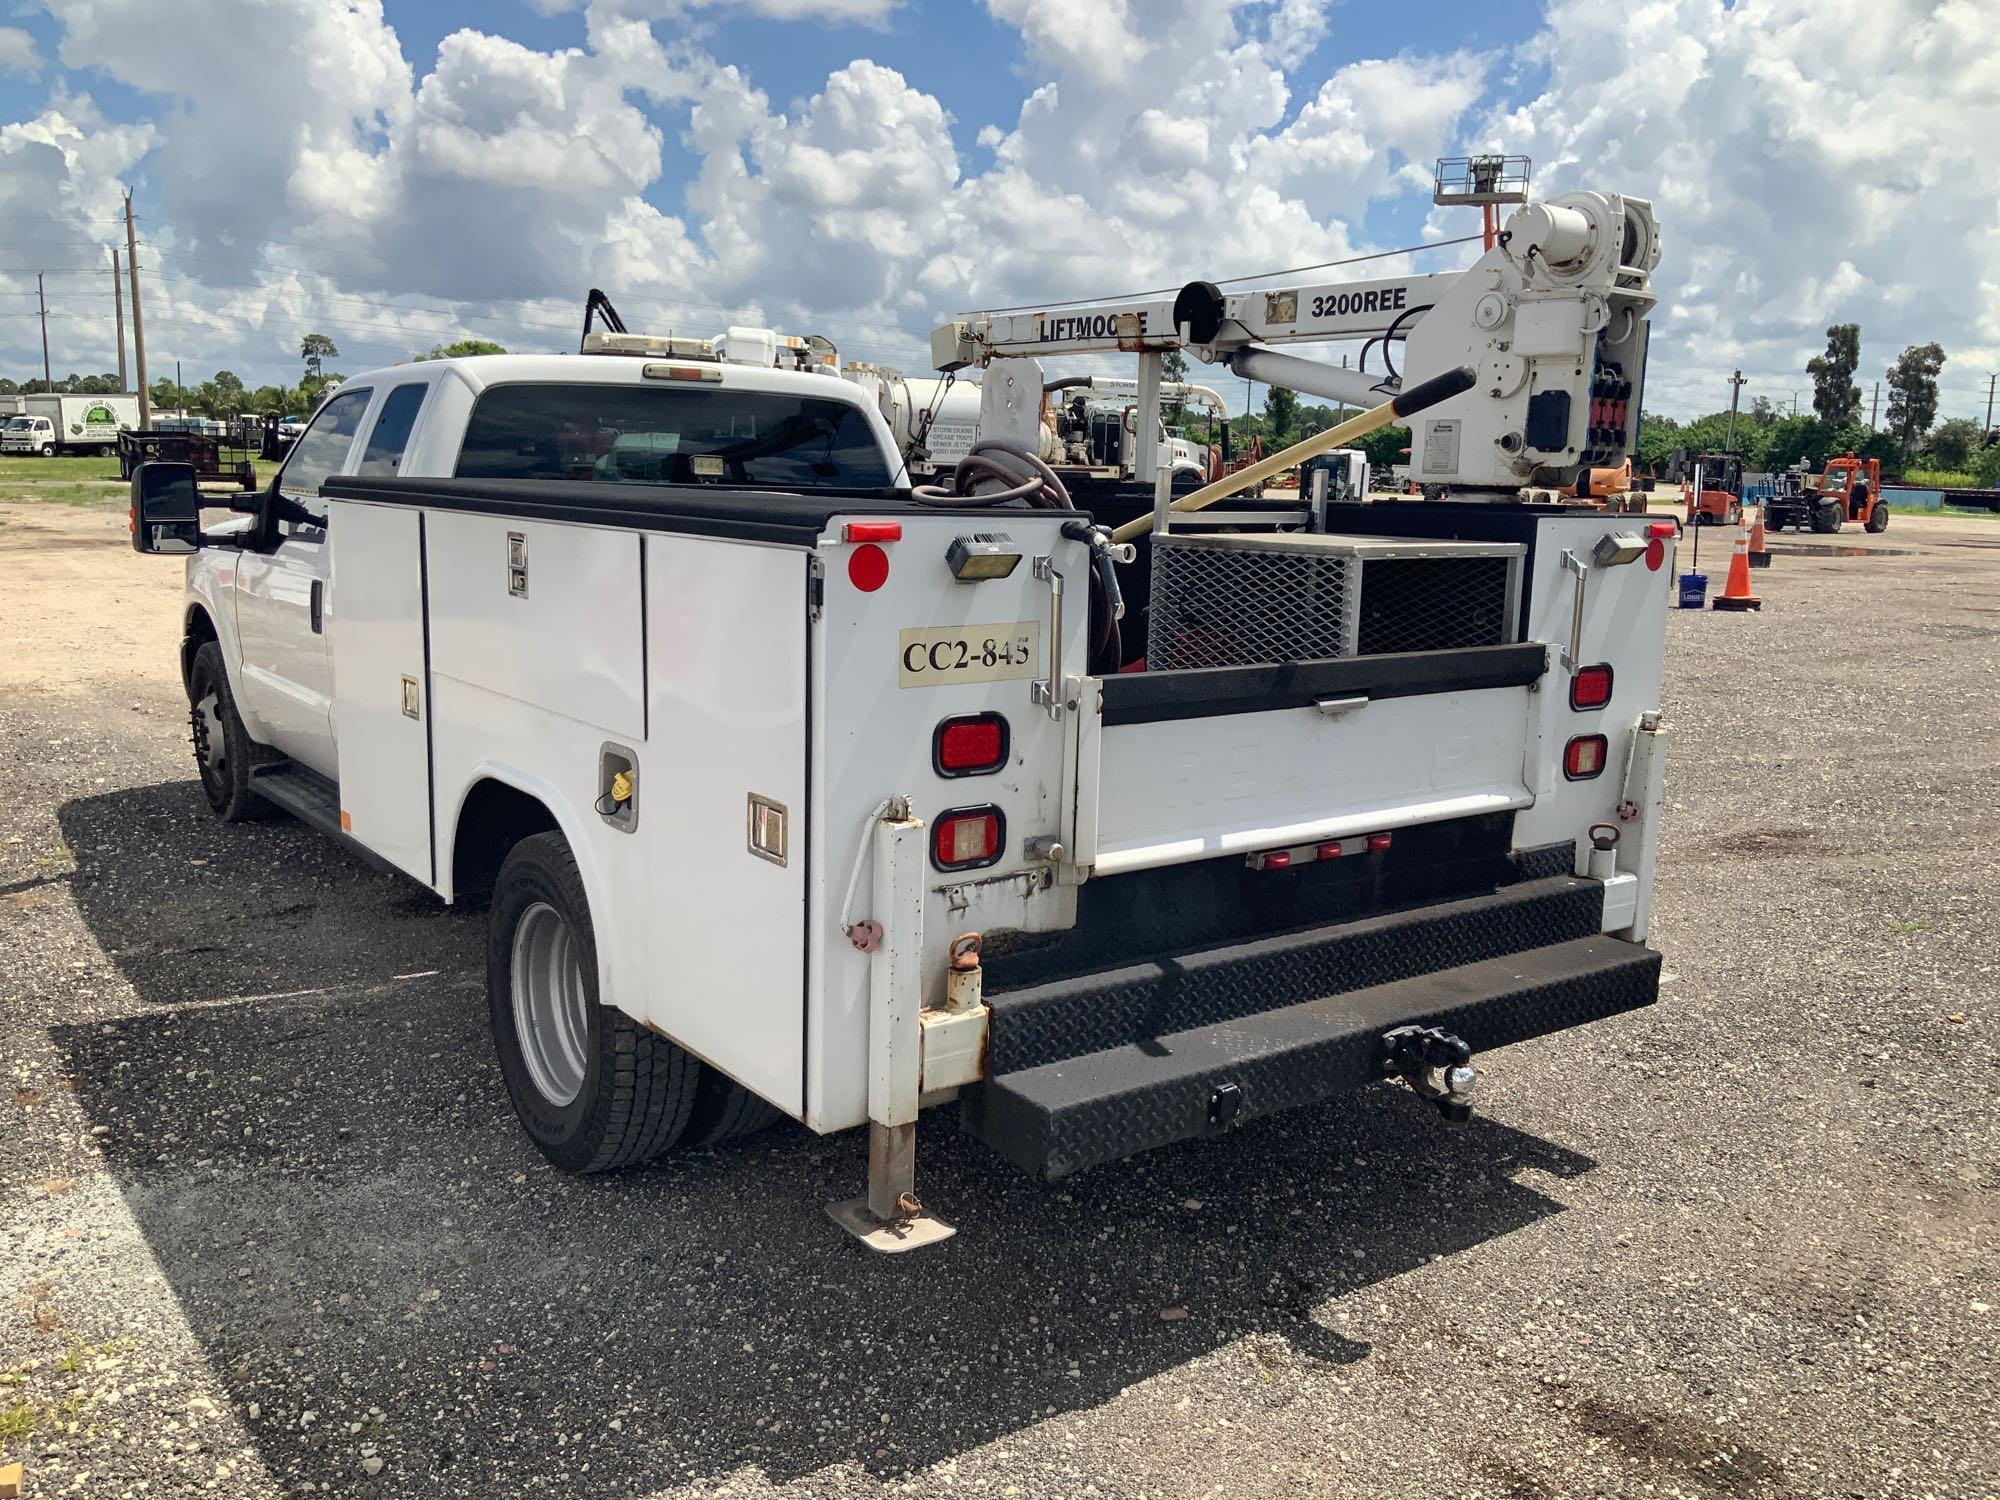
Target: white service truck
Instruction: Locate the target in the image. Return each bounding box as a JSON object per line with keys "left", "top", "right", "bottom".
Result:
{"left": 3, "top": 392, "right": 140, "bottom": 457}
{"left": 132, "top": 189, "right": 1672, "bottom": 1250}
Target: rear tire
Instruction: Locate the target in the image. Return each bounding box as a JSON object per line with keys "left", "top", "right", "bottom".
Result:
{"left": 187, "top": 642, "right": 277, "bottom": 822}
{"left": 488, "top": 832, "right": 697, "bottom": 1173}
{"left": 1865, "top": 503, "right": 1889, "bottom": 533}
{"left": 682, "top": 1066, "right": 784, "bottom": 1148}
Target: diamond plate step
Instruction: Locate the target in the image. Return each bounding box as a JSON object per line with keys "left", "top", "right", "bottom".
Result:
{"left": 960, "top": 935, "right": 1660, "bottom": 1181}
{"left": 984, "top": 875, "right": 1603, "bottom": 1075}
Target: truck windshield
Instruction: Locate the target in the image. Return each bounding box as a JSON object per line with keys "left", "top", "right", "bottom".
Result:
{"left": 455, "top": 382, "right": 894, "bottom": 489}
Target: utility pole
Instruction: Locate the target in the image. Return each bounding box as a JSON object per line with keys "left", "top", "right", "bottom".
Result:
{"left": 111, "top": 247, "right": 127, "bottom": 390}
{"left": 1985, "top": 372, "right": 1996, "bottom": 437}
{"left": 1723, "top": 369, "right": 1747, "bottom": 450}
{"left": 1870, "top": 381, "right": 1880, "bottom": 430}
{"left": 37, "top": 273, "right": 51, "bottom": 388}
{"left": 124, "top": 192, "right": 151, "bottom": 428}
{"left": 1789, "top": 389, "right": 1802, "bottom": 418}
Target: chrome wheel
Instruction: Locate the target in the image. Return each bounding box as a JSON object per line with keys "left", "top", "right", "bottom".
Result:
{"left": 510, "top": 901, "right": 590, "bottom": 1107}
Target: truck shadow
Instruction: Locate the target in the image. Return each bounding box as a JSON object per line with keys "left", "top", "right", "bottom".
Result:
{"left": 54, "top": 781, "right": 1596, "bottom": 1496}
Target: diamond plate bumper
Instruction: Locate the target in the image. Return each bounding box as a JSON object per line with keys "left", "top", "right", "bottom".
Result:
{"left": 961, "top": 928, "right": 1660, "bottom": 1181}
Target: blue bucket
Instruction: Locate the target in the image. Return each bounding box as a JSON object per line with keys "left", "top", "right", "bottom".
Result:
{"left": 1677, "top": 572, "right": 1709, "bottom": 609}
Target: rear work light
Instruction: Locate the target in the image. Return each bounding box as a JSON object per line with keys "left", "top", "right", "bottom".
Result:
{"left": 1564, "top": 734, "right": 1609, "bottom": 780}
{"left": 932, "top": 806, "right": 1003, "bottom": 871}
{"left": 1569, "top": 664, "right": 1614, "bottom": 711}
{"left": 933, "top": 713, "right": 1009, "bottom": 777}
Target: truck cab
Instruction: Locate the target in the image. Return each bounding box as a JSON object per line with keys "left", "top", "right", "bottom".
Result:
{"left": 2, "top": 414, "right": 56, "bottom": 456}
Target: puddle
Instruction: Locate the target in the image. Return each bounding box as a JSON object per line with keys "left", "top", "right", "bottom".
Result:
{"left": 1938, "top": 539, "right": 2000, "bottom": 550}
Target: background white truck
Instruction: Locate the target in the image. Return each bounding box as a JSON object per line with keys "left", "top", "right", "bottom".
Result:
{"left": 1, "top": 392, "right": 140, "bottom": 456}
{"left": 129, "top": 188, "right": 1670, "bottom": 1250}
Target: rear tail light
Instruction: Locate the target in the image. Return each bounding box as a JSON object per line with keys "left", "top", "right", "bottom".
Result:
{"left": 1314, "top": 841, "right": 1343, "bottom": 861}
{"left": 933, "top": 714, "right": 1009, "bottom": 777}
{"left": 932, "top": 806, "right": 1003, "bottom": 871}
{"left": 1365, "top": 832, "right": 1392, "bottom": 853}
{"left": 1569, "top": 664, "right": 1614, "bottom": 710}
{"left": 1564, "top": 734, "right": 1609, "bottom": 780}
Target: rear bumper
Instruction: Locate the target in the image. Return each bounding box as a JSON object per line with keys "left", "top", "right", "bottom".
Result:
{"left": 961, "top": 874, "right": 1658, "bottom": 1180}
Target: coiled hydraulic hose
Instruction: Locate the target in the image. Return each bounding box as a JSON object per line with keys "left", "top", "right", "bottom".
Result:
{"left": 912, "top": 438, "right": 1122, "bottom": 670}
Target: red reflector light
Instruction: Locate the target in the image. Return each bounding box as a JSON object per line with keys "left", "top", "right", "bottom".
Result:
{"left": 847, "top": 543, "right": 890, "bottom": 592}
{"left": 1569, "top": 664, "right": 1614, "bottom": 710}
{"left": 932, "top": 807, "right": 1002, "bottom": 871}
{"left": 934, "top": 714, "right": 1008, "bottom": 777}
{"left": 843, "top": 520, "right": 903, "bottom": 543}
{"left": 1647, "top": 521, "right": 1677, "bottom": 538}
{"left": 1260, "top": 850, "right": 1292, "bottom": 870}
{"left": 1644, "top": 536, "right": 1666, "bottom": 572}
{"left": 1366, "top": 833, "right": 1392, "bottom": 853}
{"left": 1564, "top": 734, "right": 1609, "bottom": 780}
{"left": 1315, "top": 841, "right": 1343, "bottom": 860}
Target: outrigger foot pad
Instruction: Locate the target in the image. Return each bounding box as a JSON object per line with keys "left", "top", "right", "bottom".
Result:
{"left": 826, "top": 1195, "right": 957, "bottom": 1253}
{"left": 1380, "top": 1025, "right": 1478, "bottom": 1124}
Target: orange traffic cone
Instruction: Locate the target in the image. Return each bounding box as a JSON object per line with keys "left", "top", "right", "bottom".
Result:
{"left": 1748, "top": 502, "right": 1772, "bottom": 569}
{"left": 1712, "top": 511, "right": 1762, "bottom": 611}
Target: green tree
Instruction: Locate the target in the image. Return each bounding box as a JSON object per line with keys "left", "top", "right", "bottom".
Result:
{"left": 1159, "top": 346, "right": 1190, "bottom": 429}
{"left": 1884, "top": 342, "right": 1945, "bottom": 454}
{"left": 1355, "top": 423, "right": 1412, "bottom": 472}
{"left": 1262, "top": 384, "right": 1300, "bottom": 447}
{"left": 1634, "top": 411, "right": 1681, "bottom": 473}
{"left": 418, "top": 338, "right": 507, "bottom": 361}
{"left": 300, "top": 333, "right": 339, "bottom": 381}
{"left": 1922, "top": 417, "right": 1981, "bottom": 471}
{"left": 1806, "top": 323, "right": 1862, "bottom": 425}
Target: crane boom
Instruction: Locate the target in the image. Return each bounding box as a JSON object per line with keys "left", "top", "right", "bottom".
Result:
{"left": 932, "top": 190, "right": 1660, "bottom": 494}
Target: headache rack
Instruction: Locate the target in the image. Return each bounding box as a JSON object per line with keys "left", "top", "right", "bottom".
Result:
{"left": 1146, "top": 531, "right": 1525, "bottom": 671}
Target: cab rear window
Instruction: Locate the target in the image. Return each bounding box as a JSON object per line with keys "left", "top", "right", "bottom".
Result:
{"left": 454, "top": 383, "right": 893, "bottom": 489}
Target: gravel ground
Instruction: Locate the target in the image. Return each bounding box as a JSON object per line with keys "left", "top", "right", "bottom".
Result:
{"left": 1, "top": 498, "right": 1995, "bottom": 1499}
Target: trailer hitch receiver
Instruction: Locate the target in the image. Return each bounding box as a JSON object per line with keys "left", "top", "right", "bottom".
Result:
{"left": 1380, "top": 1025, "right": 1477, "bottom": 1123}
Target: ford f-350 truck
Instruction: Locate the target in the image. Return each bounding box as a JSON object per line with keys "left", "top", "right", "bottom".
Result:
{"left": 130, "top": 213, "right": 1672, "bottom": 1251}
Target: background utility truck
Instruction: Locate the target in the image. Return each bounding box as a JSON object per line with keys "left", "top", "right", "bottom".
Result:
{"left": 131, "top": 185, "right": 1670, "bottom": 1251}
{"left": 2, "top": 392, "right": 140, "bottom": 457}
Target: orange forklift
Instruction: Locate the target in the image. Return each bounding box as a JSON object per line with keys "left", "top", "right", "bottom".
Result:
{"left": 1682, "top": 451, "right": 1744, "bottom": 526}
{"left": 1765, "top": 453, "right": 1887, "bottom": 534}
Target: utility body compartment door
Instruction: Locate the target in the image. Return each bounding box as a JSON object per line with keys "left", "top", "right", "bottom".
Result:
{"left": 328, "top": 501, "right": 433, "bottom": 882}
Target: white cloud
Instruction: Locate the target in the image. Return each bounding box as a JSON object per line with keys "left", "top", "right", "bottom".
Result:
{"left": 9, "top": 0, "right": 1992, "bottom": 426}
{"left": 0, "top": 25, "right": 40, "bottom": 75}
{"left": 1478, "top": 0, "right": 2000, "bottom": 416}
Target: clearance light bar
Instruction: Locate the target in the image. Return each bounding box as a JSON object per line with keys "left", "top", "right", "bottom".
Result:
{"left": 1247, "top": 831, "right": 1392, "bottom": 871}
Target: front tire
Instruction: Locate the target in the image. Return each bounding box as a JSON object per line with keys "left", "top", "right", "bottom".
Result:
{"left": 38, "top": 443, "right": 54, "bottom": 458}
{"left": 488, "top": 832, "right": 697, "bottom": 1173}
{"left": 1811, "top": 499, "right": 1842, "bottom": 534}
{"left": 187, "top": 642, "right": 277, "bottom": 822}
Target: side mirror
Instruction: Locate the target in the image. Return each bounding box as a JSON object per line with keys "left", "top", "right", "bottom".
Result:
{"left": 130, "top": 461, "right": 202, "bottom": 555}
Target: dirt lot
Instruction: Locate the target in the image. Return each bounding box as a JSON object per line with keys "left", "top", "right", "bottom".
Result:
{"left": 1, "top": 494, "right": 1996, "bottom": 1499}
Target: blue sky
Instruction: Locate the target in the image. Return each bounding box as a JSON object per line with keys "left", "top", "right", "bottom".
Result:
{"left": 2, "top": 0, "right": 1995, "bottom": 419}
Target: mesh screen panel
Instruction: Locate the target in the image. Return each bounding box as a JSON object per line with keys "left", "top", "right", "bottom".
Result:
{"left": 1355, "top": 555, "right": 1513, "bottom": 655}
{"left": 1147, "top": 537, "right": 1514, "bottom": 669}
{"left": 1146, "top": 539, "right": 1352, "bottom": 670}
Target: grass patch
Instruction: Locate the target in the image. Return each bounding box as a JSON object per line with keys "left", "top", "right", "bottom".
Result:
{"left": 1, "top": 484, "right": 120, "bottom": 507}
{"left": 0, "top": 454, "right": 124, "bottom": 484}
{"left": 1902, "top": 468, "right": 1981, "bottom": 488}
{"left": 1887, "top": 917, "right": 1931, "bottom": 933}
